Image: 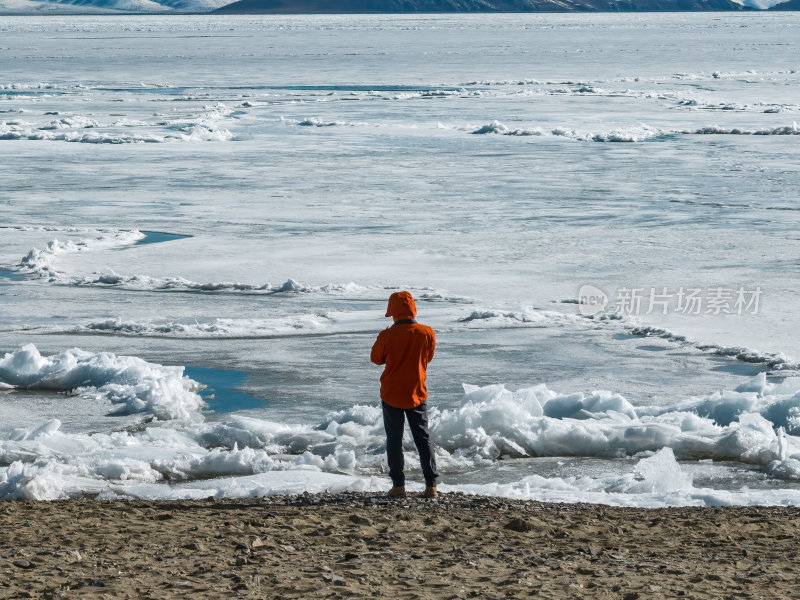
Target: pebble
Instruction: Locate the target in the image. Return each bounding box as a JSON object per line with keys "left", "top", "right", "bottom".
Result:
{"left": 12, "top": 559, "right": 32, "bottom": 569}
{"left": 504, "top": 518, "right": 534, "bottom": 532}
{"left": 183, "top": 542, "right": 205, "bottom": 552}
{"left": 349, "top": 515, "right": 372, "bottom": 526}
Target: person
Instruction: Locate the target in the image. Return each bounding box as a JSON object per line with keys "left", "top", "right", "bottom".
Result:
{"left": 370, "top": 291, "right": 439, "bottom": 498}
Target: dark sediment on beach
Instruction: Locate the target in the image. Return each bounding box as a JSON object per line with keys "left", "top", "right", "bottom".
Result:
{"left": 1, "top": 493, "right": 798, "bottom": 599}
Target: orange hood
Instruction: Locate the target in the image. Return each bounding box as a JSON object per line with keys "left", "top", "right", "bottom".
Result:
{"left": 385, "top": 291, "right": 417, "bottom": 320}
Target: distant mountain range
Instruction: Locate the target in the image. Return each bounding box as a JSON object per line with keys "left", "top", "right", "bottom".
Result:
{"left": 1, "top": 0, "right": 797, "bottom": 15}
{"left": 0, "top": 0, "right": 231, "bottom": 13}
{"left": 215, "top": 0, "right": 752, "bottom": 14}
{"left": 214, "top": 0, "right": 752, "bottom": 12}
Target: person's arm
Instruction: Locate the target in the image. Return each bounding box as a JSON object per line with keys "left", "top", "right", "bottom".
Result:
{"left": 426, "top": 329, "right": 436, "bottom": 364}
{"left": 370, "top": 331, "right": 386, "bottom": 365}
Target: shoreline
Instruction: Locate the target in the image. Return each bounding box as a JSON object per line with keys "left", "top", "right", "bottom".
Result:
{"left": 2, "top": 492, "right": 798, "bottom": 598}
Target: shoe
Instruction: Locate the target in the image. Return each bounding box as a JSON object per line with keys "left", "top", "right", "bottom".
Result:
{"left": 388, "top": 486, "right": 406, "bottom": 498}
{"left": 423, "top": 486, "right": 437, "bottom": 498}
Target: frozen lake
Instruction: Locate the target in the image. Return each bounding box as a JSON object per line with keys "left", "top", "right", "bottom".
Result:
{"left": 1, "top": 13, "right": 800, "bottom": 505}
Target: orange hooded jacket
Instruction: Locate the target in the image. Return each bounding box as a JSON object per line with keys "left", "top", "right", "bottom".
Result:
{"left": 370, "top": 291, "right": 435, "bottom": 409}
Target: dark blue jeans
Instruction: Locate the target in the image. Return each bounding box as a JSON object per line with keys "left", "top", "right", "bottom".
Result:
{"left": 382, "top": 401, "right": 439, "bottom": 488}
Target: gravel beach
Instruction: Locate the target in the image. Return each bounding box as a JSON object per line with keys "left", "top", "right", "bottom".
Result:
{"left": 1, "top": 493, "right": 799, "bottom": 599}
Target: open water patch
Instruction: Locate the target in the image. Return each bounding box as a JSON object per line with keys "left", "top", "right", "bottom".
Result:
{"left": 263, "top": 85, "right": 465, "bottom": 92}
{"left": 136, "top": 231, "right": 192, "bottom": 246}
{"left": 711, "top": 363, "right": 765, "bottom": 377}
{"left": 99, "top": 87, "right": 193, "bottom": 95}
{"left": 184, "top": 366, "right": 265, "bottom": 414}
{"left": 0, "top": 269, "right": 26, "bottom": 282}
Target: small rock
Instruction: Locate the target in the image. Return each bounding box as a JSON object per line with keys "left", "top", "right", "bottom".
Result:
{"left": 587, "top": 546, "right": 598, "bottom": 556}
{"left": 183, "top": 542, "right": 204, "bottom": 551}
{"left": 89, "top": 580, "right": 106, "bottom": 587}
{"left": 322, "top": 573, "right": 347, "bottom": 586}
{"left": 349, "top": 515, "right": 372, "bottom": 526}
{"left": 504, "top": 518, "right": 534, "bottom": 532}
{"left": 155, "top": 513, "right": 173, "bottom": 521}
{"left": 623, "top": 593, "right": 640, "bottom": 600}
{"left": 251, "top": 537, "right": 265, "bottom": 549}
{"left": 12, "top": 559, "right": 32, "bottom": 569}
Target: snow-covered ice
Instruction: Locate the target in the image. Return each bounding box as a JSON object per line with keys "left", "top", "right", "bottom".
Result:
{"left": 2, "top": 13, "right": 800, "bottom": 504}
{"left": 2, "top": 343, "right": 800, "bottom": 504}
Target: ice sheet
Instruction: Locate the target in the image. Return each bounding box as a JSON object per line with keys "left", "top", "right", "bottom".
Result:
{"left": 2, "top": 13, "right": 800, "bottom": 505}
